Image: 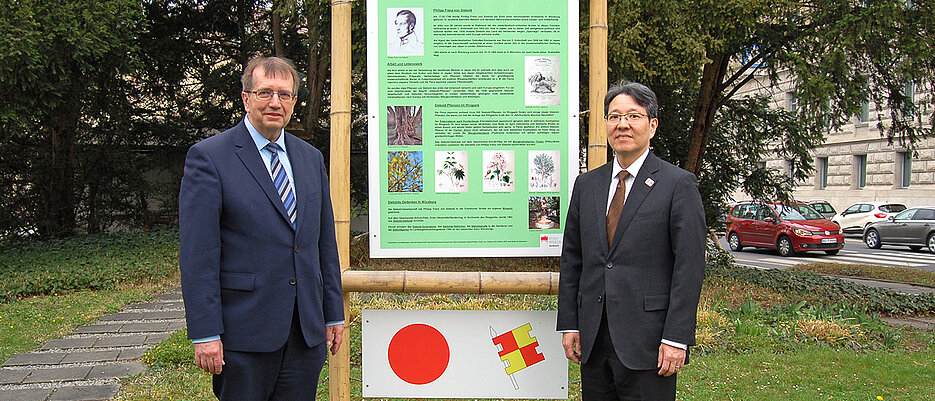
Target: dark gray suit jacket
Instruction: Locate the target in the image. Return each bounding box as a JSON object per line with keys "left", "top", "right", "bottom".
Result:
{"left": 557, "top": 151, "right": 706, "bottom": 369}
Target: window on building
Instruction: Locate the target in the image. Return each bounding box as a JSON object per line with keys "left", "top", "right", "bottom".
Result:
{"left": 899, "top": 81, "right": 916, "bottom": 120}
{"left": 787, "top": 92, "right": 798, "bottom": 113}
{"left": 855, "top": 155, "right": 867, "bottom": 189}
{"left": 817, "top": 157, "right": 828, "bottom": 189}
{"left": 858, "top": 100, "right": 870, "bottom": 124}
{"left": 898, "top": 151, "right": 912, "bottom": 188}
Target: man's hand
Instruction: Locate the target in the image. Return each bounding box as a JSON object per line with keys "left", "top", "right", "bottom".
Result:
{"left": 326, "top": 324, "right": 345, "bottom": 355}
{"left": 195, "top": 339, "right": 225, "bottom": 375}
{"left": 657, "top": 343, "right": 686, "bottom": 377}
{"left": 562, "top": 332, "right": 581, "bottom": 364}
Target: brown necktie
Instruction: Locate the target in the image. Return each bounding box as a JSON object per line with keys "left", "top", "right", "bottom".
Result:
{"left": 606, "top": 170, "right": 630, "bottom": 246}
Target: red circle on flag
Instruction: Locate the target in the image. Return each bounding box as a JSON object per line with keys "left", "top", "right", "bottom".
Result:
{"left": 387, "top": 323, "right": 450, "bottom": 385}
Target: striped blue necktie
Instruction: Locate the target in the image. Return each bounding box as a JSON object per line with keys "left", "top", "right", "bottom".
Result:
{"left": 265, "top": 143, "right": 296, "bottom": 228}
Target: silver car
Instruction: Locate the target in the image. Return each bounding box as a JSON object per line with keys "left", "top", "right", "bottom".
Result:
{"left": 833, "top": 202, "right": 907, "bottom": 234}
{"left": 863, "top": 207, "right": 935, "bottom": 252}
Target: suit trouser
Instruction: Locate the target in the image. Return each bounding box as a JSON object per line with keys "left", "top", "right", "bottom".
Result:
{"left": 580, "top": 309, "right": 677, "bottom": 401}
{"left": 213, "top": 304, "right": 327, "bottom": 401}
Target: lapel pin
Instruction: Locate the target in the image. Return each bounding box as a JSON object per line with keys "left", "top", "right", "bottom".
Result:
{"left": 645, "top": 178, "right": 655, "bottom": 187}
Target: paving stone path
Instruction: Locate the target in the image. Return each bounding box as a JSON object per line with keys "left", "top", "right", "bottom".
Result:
{"left": 0, "top": 290, "right": 185, "bottom": 401}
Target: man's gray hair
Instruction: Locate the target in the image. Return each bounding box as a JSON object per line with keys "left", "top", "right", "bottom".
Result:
{"left": 604, "top": 80, "right": 659, "bottom": 120}
{"left": 241, "top": 56, "right": 301, "bottom": 94}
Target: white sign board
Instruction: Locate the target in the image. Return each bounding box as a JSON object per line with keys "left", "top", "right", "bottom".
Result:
{"left": 362, "top": 310, "right": 568, "bottom": 399}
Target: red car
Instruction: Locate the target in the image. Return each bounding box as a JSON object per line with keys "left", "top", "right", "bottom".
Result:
{"left": 725, "top": 201, "right": 845, "bottom": 256}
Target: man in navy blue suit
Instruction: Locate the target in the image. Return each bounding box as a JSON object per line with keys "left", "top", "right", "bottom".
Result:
{"left": 179, "top": 56, "right": 344, "bottom": 400}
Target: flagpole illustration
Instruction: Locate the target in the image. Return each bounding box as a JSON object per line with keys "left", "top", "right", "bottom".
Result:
{"left": 489, "top": 326, "right": 520, "bottom": 390}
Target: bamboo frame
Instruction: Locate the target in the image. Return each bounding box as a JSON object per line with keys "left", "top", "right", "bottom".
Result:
{"left": 328, "top": 0, "right": 352, "bottom": 400}
{"left": 333, "top": 271, "right": 558, "bottom": 400}
{"left": 588, "top": 0, "right": 608, "bottom": 171}
{"left": 343, "top": 271, "right": 561, "bottom": 295}
{"left": 327, "top": 1, "right": 608, "bottom": 399}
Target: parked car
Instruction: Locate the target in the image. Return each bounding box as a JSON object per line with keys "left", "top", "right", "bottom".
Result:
{"left": 725, "top": 201, "right": 845, "bottom": 257}
{"left": 863, "top": 206, "right": 935, "bottom": 252}
{"left": 832, "top": 202, "right": 907, "bottom": 234}
{"left": 807, "top": 200, "right": 837, "bottom": 219}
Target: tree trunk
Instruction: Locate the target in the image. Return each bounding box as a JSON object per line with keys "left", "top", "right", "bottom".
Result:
{"left": 272, "top": 0, "right": 284, "bottom": 56}
{"left": 303, "top": 7, "right": 330, "bottom": 143}
{"left": 45, "top": 106, "right": 78, "bottom": 238}
{"left": 684, "top": 53, "right": 731, "bottom": 175}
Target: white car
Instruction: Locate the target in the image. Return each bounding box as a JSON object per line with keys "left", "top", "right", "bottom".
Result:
{"left": 832, "top": 202, "right": 907, "bottom": 234}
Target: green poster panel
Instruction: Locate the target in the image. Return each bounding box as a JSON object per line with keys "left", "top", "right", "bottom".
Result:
{"left": 368, "top": 0, "right": 579, "bottom": 257}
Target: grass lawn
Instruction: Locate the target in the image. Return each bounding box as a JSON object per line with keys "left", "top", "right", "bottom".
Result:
{"left": 0, "top": 228, "right": 180, "bottom": 363}
{"left": 119, "top": 285, "right": 935, "bottom": 401}
{"left": 0, "top": 284, "right": 174, "bottom": 363}
{"left": 679, "top": 348, "right": 935, "bottom": 400}
{"left": 2, "top": 230, "right": 932, "bottom": 400}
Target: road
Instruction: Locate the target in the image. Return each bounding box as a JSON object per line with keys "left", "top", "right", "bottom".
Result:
{"left": 717, "top": 235, "right": 935, "bottom": 273}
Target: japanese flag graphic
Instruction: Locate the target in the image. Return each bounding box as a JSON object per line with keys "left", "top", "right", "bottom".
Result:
{"left": 362, "top": 310, "right": 567, "bottom": 399}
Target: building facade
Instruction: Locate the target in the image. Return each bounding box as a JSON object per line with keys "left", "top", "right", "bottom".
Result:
{"left": 735, "top": 74, "right": 934, "bottom": 213}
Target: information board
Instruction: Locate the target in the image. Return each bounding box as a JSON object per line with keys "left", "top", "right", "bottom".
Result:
{"left": 368, "top": 0, "right": 579, "bottom": 257}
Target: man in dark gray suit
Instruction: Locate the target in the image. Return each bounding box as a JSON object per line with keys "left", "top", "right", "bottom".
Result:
{"left": 557, "top": 81, "right": 706, "bottom": 400}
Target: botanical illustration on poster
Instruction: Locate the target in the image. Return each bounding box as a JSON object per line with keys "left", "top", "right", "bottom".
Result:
{"left": 528, "top": 151, "right": 560, "bottom": 192}
{"left": 525, "top": 56, "right": 560, "bottom": 106}
{"left": 435, "top": 151, "right": 468, "bottom": 192}
{"left": 483, "top": 151, "right": 515, "bottom": 192}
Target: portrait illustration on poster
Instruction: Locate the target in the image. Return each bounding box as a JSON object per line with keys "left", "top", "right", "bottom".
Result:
{"left": 528, "top": 151, "right": 560, "bottom": 192}
{"left": 436, "top": 151, "right": 468, "bottom": 192}
{"left": 483, "top": 151, "right": 515, "bottom": 192}
{"left": 525, "top": 56, "right": 560, "bottom": 106}
{"left": 387, "top": 8, "right": 424, "bottom": 56}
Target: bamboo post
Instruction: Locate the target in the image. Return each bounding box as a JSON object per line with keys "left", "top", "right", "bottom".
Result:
{"left": 328, "top": 0, "right": 352, "bottom": 400}
{"left": 342, "top": 271, "right": 561, "bottom": 295}
{"left": 588, "top": 0, "right": 608, "bottom": 171}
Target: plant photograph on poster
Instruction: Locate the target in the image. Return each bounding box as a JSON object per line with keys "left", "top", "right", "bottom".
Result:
{"left": 387, "top": 105, "right": 423, "bottom": 146}
{"left": 528, "top": 196, "right": 560, "bottom": 229}
{"left": 388, "top": 151, "right": 423, "bottom": 192}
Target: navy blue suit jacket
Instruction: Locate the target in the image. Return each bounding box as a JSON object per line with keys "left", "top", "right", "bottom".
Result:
{"left": 179, "top": 121, "right": 343, "bottom": 352}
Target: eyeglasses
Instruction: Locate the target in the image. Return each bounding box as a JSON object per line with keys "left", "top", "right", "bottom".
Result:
{"left": 245, "top": 90, "right": 295, "bottom": 102}
{"left": 606, "top": 112, "right": 647, "bottom": 124}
